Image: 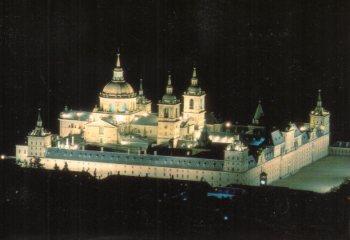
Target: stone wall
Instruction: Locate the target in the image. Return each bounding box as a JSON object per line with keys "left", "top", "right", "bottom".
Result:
{"left": 329, "top": 146, "right": 350, "bottom": 156}
{"left": 243, "top": 133, "right": 329, "bottom": 186}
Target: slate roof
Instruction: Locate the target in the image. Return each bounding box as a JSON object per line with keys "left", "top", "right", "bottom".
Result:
{"left": 131, "top": 114, "right": 158, "bottom": 126}
{"left": 271, "top": 130, "right": 284, "bottom": 146}
{"left": 45, "top": 148, "right": 224, "bottom": 171}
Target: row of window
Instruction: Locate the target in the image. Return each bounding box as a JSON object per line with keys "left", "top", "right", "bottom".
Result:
{"left": 30, "top": 141, "right": 43, "bottom": 146}
{"left": 18, "top": 149, "right": 27, "bottom": 154}
{"left": 58, "top": 150, "right": 222, "bottom": 169}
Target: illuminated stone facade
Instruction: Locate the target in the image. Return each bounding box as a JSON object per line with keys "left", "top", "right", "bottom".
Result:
{"left": 15, "top": 52, "right": 330, "bottom": 187}
{"left": 57, "top": 54, "right": 203, "bottom": 147}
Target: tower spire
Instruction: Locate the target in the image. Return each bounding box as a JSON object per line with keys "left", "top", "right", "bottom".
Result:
{"left": 116, "top": 53, "right": 121, "bottom": 68}
{"left": 36, "top": 108, "right": 43, "bottom": 128}
{"left": 252, "top": 100, "right": 264, "bottom": 125}
{"left": 191, "top": 66, "right": 198, "bottom": 86}
{"left": 112, "top": 50, "right": 124, "bottom": 82}
{"left": 167, "top": 74, "right": 172, "bottom": 86}
{"left": 166, "top": 74, "right": 173, "bottom": 95}
{"left": 139, "top": 78, "right": 144, "bottom": 96}
{"left": 192, "top": 67, "right": 197, "bottom": 78}
{"left": 317, "top": 89, "right": 322, "bottom": 108}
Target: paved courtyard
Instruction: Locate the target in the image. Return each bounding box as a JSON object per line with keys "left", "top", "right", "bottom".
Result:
{"left": 272, "top": 156, "right": 350, "bottom": 193}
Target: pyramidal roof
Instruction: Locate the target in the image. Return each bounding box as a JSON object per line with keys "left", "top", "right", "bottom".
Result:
{"left": 29, "top": 109, "right": 51, "bottom": 137}
{"left": 184, "top": 67, "right": 205, "bottom": 96}
{"left": 252, "top": 100, "right": 264, "bottom": 125}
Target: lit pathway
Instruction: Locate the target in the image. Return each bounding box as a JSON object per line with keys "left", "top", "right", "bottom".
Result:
{"left": 271, "top": 156, "right": 350, "bottom": 193}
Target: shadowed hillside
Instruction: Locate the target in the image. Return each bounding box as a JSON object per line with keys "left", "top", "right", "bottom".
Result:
{"left": 0, "top": 159, "right": 348, "bottom": 239}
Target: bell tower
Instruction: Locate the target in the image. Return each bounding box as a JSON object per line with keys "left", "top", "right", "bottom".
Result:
{"left": 183, "top": 67, "right": 206, "bottom": 131}
{"left": 157, "top": 75, "right": 181, "bottom": 146}
{"left": 309, "top": 90, "right": 330, "bottom": 133}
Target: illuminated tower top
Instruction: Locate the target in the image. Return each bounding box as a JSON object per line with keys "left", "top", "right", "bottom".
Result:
{"left": 160, "top": 75, "right": 179, "bottom": 104}
{"left": 184, "top": 67, "right": 205, "bottom": 96}
{"left": 29, "top": 108, "right": 50, "bottom": 136}
{"left": 311, "top": 89, "right": 329, "bottom": 116}
{"left": 100, "top": 51, "right": 136, "bottom": 99}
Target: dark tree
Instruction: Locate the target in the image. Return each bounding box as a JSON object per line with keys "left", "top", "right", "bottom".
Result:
{"left": 62, "top": 162, "right": 69, "bottom": 171}
{"left": 32, "top": 157, "right": 43, "bottom": 169}
{"left": 93, "top": 168, "right": 97, "bottom": 178}
{"left": 53, "top": 163, "right": 59, "bottom": 171}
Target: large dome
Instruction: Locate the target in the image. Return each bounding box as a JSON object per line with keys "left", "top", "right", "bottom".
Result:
{"left": 100, "top": 81, "right": 136, "bottom": 98}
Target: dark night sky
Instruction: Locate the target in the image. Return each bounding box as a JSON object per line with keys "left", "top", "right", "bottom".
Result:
{"left": 0, "top": 0, "right": 349, "bottom": 154}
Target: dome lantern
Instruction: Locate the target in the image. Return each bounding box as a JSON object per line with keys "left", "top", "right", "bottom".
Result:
{"left": 100, "top": 52, "right": 136, "bottom": 99}
{"left": 112, "top": 52, "right": 125, "bottom": 82}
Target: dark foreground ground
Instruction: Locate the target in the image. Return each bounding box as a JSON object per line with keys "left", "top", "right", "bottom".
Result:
{"left": 0, "top": 159, "right": 349, "bottom": 240}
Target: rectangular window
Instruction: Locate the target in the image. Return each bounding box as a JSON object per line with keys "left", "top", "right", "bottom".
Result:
{"left": 99, "top": 127, "right": 104, "bottom": 135}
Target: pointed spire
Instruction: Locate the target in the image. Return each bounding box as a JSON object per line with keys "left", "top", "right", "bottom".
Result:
{"left": 167, "top": 74, "right": 172, "bottom": 86}
{"left": 191, "top": 66, "right": 198, "bottom": 86}
{"left": 112, "top": 50, "right": 124, "bottom": 82}
{"left": 116, "top": 53, "right": 121, "bottom": 68}
{"left": 317, "top": 89, "right": 322, "bottom": 108}
{"left": 312, "top": 89, "right": 328, "bottom": 115}
{"left": 252, "top": 100, "right": 264, "bottom": 125}
{"left": 166, "top": 74, "right": 173, "bottom": 95}
{"left": 192, "top": 67, "right": 197, "bottom": 78}
{"left": 36, "top": 108, "right": 43, "bottom": 127}
{"left": 139, "top": 78, "right": 144, "bottom": 96}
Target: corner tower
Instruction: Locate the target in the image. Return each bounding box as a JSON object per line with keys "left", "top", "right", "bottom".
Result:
{"left": 183, "top": 67, "right": 206, "bottom": 131}
{"left": 223, "top": 138, "right": 249, "bottom": 184}
{"left": 157, "top": 75, "right": 181, "bottom": 146}
{"left": 27, "top": 109, "right": 52, "bottom": 158}
{"left": 309, "top": 90, "right": 330, "bottom": 133}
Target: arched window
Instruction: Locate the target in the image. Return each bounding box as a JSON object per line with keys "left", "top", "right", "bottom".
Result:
{"left": 164, "top": 108, "right": 169, "bottom": 118}
{"left": 189, "top": 99, "right": 194, "bottom": 109}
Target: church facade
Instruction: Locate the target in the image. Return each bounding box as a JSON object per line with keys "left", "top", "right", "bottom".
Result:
{"left": 15, "top": 53, "right": 330, "bottom": 187}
